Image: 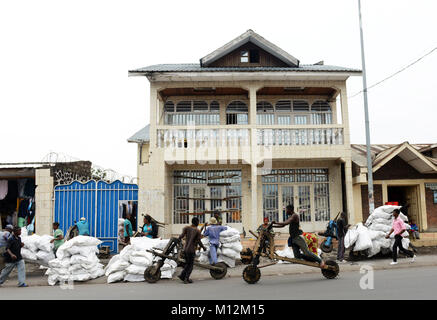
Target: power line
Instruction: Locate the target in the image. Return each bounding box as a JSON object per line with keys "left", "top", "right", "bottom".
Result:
{"left": 349, "top": 45, "right": 437, "bottom": 99}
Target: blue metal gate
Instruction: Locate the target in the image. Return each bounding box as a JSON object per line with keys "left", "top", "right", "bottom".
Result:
{"left": 54, "top": 180, "right": 138, "bottom": 253}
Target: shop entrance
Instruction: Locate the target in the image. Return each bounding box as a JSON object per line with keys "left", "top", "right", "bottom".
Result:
{"left": 0, "top": 178, "right": 36, "bottom": 231}
{"left": 387, "top": 185, "right": 420, "bottom": 227}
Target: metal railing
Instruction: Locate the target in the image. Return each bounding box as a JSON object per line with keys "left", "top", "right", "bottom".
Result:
{"left": 257, "top": 127, "right": 344, "bottom": 146}
{"left": 157, "top": 128, "right": 250, "bottom": 148}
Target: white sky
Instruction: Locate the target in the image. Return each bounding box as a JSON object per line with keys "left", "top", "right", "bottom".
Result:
{"left": 1, "top": 0, "right": 436, "bottom": 178}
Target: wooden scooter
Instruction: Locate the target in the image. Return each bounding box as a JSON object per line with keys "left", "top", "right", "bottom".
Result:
{"left": 143, "top": 237, "right": 228, "bottom": 283}
{"left": 240, "top": 222, "right": 339, "bottom": 284}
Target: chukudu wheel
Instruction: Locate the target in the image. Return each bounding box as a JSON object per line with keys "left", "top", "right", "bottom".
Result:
{"left": 242, "top": 265, "right": 261, "bottom": 284}
{"left": 144, "top": 265, "right": 161, "bottom": 283}
{"left": 209, "top": 262, "right": 228, "bottom": 280}
{"left": 321, "top": 260, "right": 339, "bottom": 279}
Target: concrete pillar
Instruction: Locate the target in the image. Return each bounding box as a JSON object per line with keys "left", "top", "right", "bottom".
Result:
{"left": 35, "top": 168, "right": 54, "bottom": 236}
{"left": 344, "top": 158, "right": 355, "bottom": 224}
{"left": 137, "top": 151, "right": 170, "bottom": 237}
{"left": 149, "top": 85, "right": 158, "bottom": 148}
{"left": 339, "top": 84, "right": 351, "bottom": 146}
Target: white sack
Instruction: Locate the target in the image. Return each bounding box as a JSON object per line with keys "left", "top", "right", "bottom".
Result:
{"left": 217, "top": 254, "right": 235, "bottom": 268}
{"left": 219, "top": 227, "right": 240, "bottom": 238}
{"left": 219, "top": 234, "right": 241, "bottom": 244}
{"left": 36, "top": 250, "right": 56, "bottom": 263}
{"left": 21, "top": 248, "right": 38, "bottom": 260}
{"left": 344, "top": 227, "right": 359, "bottom": 248}
{"left": 123, "top": 274, "right": 144, "bottom": 282}
{"left": 353, "top": 224, "right": 373, "bottom": 252}
{"left": 221, "top": 241, "right": 243, "bottom": 252}
{"left": 108, "top": 270, "right": 126, "bottom": 283}
{"left": 126, "top": 264, "right": 147, "bottom": 275}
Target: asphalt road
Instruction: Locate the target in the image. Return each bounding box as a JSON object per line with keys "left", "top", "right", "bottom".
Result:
{"left": 2, "top": 266, "right": 437, "bottom": 300}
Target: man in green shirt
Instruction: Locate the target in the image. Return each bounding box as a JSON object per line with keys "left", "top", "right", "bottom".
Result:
{"left": 124, "top": 213, "right": 133, "bottom": 245}
{"left": 50, "top": 222, "right": 64, "bottom": 257}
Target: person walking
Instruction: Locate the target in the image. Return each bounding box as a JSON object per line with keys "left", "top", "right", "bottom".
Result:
{"left": 272, "top": 205, "right": 325, "bottom": 268}
{"left": 386, "top": 209, "right": 416, "bottom": 265}
{"left": 336, "top": 212, "right": 349, "bottom": 263}
{"left": 177, "top": 217, "right": 206, "bottom": 284}
{"left": 50, "top": 222, "right": 64, "bottom": 257}
{"left": 0, "top": 227, "right": 28, "bottom": 287}
{"left": 203, "top": 217, "right": 227, "bottom": 265}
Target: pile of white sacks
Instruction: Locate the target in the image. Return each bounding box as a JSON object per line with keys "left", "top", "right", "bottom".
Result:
{"left": 20, "top": 227, "right": 56, "bottom": 265}
{"left": 105, "top": 237, "right": 176, "bottom": 283}
{"left": 45, "top": 236, "right": 105, "bottom": 286}
{"left": 197, "top": 226, "right": 242, "bottom": 268}
{"left": 345, "top": 205, "right": 411, "bottom": 257}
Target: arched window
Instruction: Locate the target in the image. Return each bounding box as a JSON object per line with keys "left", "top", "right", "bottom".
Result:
{"left": 311, "top": 100, "right": 332, "bottom": 124}
{"left": 226, "top": 101, "right": 248, "bottom": 124}
{"left": 257, "top": 101, "right": 274, "bottom": 125}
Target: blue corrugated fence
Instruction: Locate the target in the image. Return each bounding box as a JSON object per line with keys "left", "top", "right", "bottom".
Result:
{"left": 54, "top": 180, "right": 138, "bottom": 253}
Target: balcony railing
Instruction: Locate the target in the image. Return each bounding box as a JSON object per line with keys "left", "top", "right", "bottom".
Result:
{"left": 257, "top": 127, "right": 344, "bottom": 146}
{"left": 157, "top": 128, "right": 250, "bottom": 148}
{"left": 156, "top": 126, "right": 344, "bottom": 148}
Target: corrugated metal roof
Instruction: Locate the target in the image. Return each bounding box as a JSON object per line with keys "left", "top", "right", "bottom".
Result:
{"left": 129, "top": 63, "right": 361, "bottom": 74}
{"left": 127, "top": 125, "right": 150, "bottom": 143}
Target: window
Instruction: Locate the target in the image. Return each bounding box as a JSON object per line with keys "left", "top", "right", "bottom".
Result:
{"left": 257, "top": 101, "right": 274, "bottom": 125}
{"left": 173, "top": 170, "right": 242, "bottom": 224}
{"left": 164, "top": 100, "right": 220, "bottom": 125}
{"left": 241, "top": 51, "right": 249, "bottom": 63}
{"left": 311, "top": 100, "right": 332, "bottom": 124}
{"left": 249, "top": 49, "right": 260, "bottom": 63}
{"left": 226, "top": 101, "right": 248, "bottom": 125}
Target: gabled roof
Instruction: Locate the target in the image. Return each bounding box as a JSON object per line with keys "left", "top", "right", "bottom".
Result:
{"left": 352, "top": 142, "right": 437, "bottom": 174}
{"left": 200, "top": 29, "right": 299, "bottom": 67}
{"left": 127, "top": 125, "right": 150, "bottom": 143}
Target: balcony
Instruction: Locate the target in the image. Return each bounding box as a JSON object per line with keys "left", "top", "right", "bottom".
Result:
{"left": 257, "top": 126, "right": 344, "bottom": 146}
{"left": 157, "top": 128, "right": 250, "bottom": 148}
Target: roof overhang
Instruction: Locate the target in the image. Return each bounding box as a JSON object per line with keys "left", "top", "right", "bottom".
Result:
{"left": 373, "top": 142, "right": 437, "bottom": 174}
{"left": 200, "top": 29, "right": 300, "bottom": 67}
{"left": 141, "top": 71, "right": 359, "bottom": 82}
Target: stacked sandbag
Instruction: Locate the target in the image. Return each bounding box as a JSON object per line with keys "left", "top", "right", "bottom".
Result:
{"left": 118, "top": 218, "right": 125, "bottom": 243}
{"left": 20, "top": 234, "right": 56, "bottom": 265}
{"left": 345, "top": 205, "right": 411, "bottom": 258}
{"left": 105, "top": 237, "right": 174, "bottom": 283}
{"left": 197, "top": 226, "right": 242, "bottom": 268}
{"left": 45, "top": 236, "right": 105, "bottom": 286}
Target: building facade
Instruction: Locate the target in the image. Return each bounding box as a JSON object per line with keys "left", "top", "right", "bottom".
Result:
{"left": 128, "top": 30, "right": 361, "bottom": 237}
{"left": 352, "top": 142, "right": 437, "bottom": 235}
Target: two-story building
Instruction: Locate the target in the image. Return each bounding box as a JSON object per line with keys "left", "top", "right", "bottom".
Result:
{"left": 128, "top": 30, "right": 361, "bottom": 237}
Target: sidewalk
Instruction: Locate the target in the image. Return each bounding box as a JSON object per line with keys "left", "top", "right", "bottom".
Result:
{"left": 1, "top": 253, "right": 437, "bottom": 288}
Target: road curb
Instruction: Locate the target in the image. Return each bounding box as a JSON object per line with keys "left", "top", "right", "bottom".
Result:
{"left": 2, "top": 258, "right": 437, "bottom": 288}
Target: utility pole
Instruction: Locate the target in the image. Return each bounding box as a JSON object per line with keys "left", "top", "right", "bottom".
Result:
{"left": 358, "top": 0, "right": 375, "bottom": 214}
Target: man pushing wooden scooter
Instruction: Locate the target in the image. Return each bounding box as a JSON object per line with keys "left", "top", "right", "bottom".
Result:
{"left": 240, "top": 205, "right": 339, "bottom": 284}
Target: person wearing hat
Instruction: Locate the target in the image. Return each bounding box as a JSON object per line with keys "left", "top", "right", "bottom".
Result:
{"left": 75, "top": 217, "right": 90, "bottom": 236}
{"left": 203, "top": 217, "right": 227, "bottom": 265}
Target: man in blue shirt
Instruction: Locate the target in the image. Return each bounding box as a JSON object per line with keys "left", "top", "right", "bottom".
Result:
{"left": 203, "top": 217, "right": 227, "bottom": 265}
{"left": 76, "top": 217, "right": 90, "bottom": 236}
